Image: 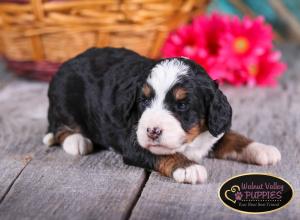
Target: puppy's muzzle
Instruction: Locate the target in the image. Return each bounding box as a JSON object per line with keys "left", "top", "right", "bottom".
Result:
{"left": 147, "top": 127, "right": 162, "bottom": 141}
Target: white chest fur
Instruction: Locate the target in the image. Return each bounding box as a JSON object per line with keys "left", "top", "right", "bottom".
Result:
{"left": 182, "top": 131, "right": 224, "bottom": 163}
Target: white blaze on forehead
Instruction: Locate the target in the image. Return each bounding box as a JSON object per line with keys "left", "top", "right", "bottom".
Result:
{"left": 147, "top": 59, "right": 189, "bottom": 107}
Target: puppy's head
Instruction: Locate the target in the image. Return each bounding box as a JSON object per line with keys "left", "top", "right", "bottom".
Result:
{"left": 136, "top": 58, "right": 232, "bottom": 155}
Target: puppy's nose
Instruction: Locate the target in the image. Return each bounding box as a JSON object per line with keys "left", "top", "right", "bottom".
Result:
{"left": 147, "top": 127, "right": 162, "bottom": 140}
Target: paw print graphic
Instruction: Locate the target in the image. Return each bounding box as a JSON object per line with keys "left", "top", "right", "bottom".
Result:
{"left": 235, "top": 192, "right": 243, "bottom": 201}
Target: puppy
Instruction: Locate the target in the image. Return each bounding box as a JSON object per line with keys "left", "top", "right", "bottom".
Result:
{"left": 43, "top": 47, "right": 281, "bottom": 184}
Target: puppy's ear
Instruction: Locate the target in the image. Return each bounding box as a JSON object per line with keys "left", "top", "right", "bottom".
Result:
{"left": 207, "top": 90, "right": 232, "bottom": 137}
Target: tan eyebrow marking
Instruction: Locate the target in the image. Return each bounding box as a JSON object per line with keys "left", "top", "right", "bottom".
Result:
{"left": 174, "top": 87, "right": 188, "bottom": 100}
{"left": 142, "top": 83, "right": 152, "bottom": 97}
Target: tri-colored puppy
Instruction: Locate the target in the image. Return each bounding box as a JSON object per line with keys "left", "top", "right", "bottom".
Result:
{"left": 43, "top": 48, "right": 281, "bottom": 184}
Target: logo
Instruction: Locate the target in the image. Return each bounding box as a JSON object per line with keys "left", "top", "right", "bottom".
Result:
{"left": 219, "top": 173, "right": 294, "bottom": 214}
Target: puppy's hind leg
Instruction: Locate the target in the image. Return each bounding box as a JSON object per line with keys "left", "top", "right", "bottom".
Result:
{"left": 43, "top": 132, "right": 56, "bottom": 147}
{"left": 61, "top": 133, "right": 93, "bottom": 156}
{"left": 43, "top": 126, "right": 94, "bottom": 156}
{"left": 212, "top": 131, "right": 281, "bottom": 165}
{"left": 43, "top": 102, "right": 93, "bottom": 155}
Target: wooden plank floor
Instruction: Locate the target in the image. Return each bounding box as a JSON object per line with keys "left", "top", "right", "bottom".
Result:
{"left": 0, "top": 44, "right": 299, "bottom": 220}
{"left": 0, "top": 80, "right": 147, "bottom": 219}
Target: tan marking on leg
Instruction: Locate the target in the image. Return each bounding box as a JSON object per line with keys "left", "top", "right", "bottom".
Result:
{"left": 213, "top": 131, "right": 252, "bottom": 159}
{"left": 55, "top": 126, "right": 81, "bottom": 144}
{"left": 54, "top": 126, "right": 93, "bottom": 156}
{"left": 213, "top": 131, "right": 281, "bottom": 165}
{"left": 156, "top": 153, "right": 195, "bottom": 177}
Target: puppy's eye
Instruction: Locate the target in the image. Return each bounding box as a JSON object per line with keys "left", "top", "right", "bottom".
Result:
{"left": 142, "top": 99, "right": 151, "bottom": 107}
{"left": 176, "top": 102, "right": 189, "bottom": 111}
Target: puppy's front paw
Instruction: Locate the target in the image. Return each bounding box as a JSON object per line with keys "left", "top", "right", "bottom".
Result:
{"left": 172, "top": 164, "right": 207, "bottom": 184}
{"left": 244, "top": 142, "right": 281, "bottom": 165}
{"left": 62, "top": 134, "right": 93, "bottom": 156}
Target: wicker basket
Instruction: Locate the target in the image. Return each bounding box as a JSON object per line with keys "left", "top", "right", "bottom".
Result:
{"left": 0, "top": 0, "right": 209, "bottom": 81}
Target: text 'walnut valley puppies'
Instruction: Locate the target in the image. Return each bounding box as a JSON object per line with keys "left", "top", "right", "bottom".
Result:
{"left": 43, "top": 47, "right": 281, "bottom": 184}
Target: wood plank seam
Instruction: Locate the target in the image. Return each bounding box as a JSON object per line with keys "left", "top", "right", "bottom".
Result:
{"left": 0, "top": 156, "right": 32, "bottom": 205}
{"left": 126, "top": 170, "right": 151, "bottom": 220}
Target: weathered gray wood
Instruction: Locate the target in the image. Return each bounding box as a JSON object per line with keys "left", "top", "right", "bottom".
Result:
{"left": 0, "top": 156, "right": 31, "bottom": 203}
{"left": 0, "top": 150, "right": 146, "bottom": 220}
{"left": 0, "top": 61, "right": 15, "bottom": 90}
{"left": 130, "top": 45, "right": 300, "bottom": 220}
{"left": 0, "top": 81, "right": 48, "bottom": 156}
{"left": 0, "top": 77, "right": 48, "bottom": 186}
{"left": 0, "top": 80, "right": 147, "bottom": 220}
{"left": 131, "top": 173, "right": 300, "bottom": 220}
{"left": 0, "top": 67, "right": 37, "bottom": 211}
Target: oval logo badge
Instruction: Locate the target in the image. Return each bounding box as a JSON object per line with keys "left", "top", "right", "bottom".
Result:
{"left": 219, "top": 173, "right": 294, "bottom": 214}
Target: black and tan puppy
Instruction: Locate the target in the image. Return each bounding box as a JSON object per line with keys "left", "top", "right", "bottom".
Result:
{"left": 43, "top": 47, "right": 281, "bottom": 184}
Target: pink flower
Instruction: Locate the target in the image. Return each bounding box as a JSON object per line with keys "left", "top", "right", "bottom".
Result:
{"left": 219, "top": 16, "right": 273, "bottom": 68}
{"left": 161, "top": 13, "right": 286, "bottom": 87}
{"left": 162, "top": 13, "right": 228, "bottom": 72}
{"left": 245, "top": 50, "right": 287, "bottom": 86}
